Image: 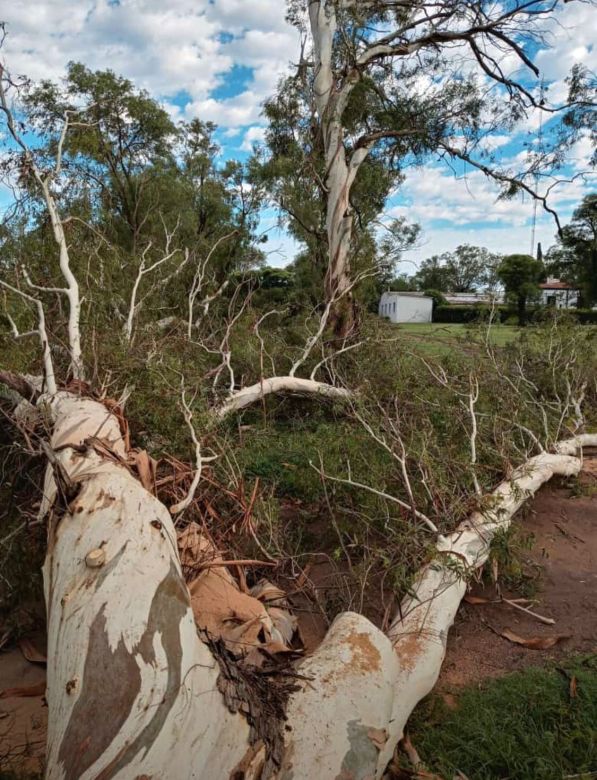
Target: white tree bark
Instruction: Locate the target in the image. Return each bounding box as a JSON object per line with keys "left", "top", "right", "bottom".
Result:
{"left": 0, "top": 281, "right": 57, "bottom": 395}
{"left": 1, "top": 231, "right": 588, "bottom": 775}
{"left": 280, "top": 443, "right": 591, "bottom": 779}
{"left": 41, "top": 393, "right": 252, "bottom": 780}
{"left": 0, "top": 80, "right": 85, "bottom": 380}
{"left": 308, "top": 2, "right": 369, "bottom": 336}
{"left": 215, "top": 375, "right": 351, "bottom": 418}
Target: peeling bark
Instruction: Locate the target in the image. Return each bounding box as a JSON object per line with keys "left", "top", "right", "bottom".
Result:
{"left": 308, "top": 2, "right": 365, "bottom": 339}
{"left": 42, "top": 394, "right": 251, "bottom": 779}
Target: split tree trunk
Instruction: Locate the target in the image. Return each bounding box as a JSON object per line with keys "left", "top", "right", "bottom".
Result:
{"left": 38, "top": 385, "right": 596, "bottom": 779}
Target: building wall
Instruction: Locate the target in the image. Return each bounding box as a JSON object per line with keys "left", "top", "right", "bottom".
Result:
{"left": 540, "top": 289, "right": 579, "bottom": 309}
{"left": 379, "top": 293, "right": 433, "bottom": 323}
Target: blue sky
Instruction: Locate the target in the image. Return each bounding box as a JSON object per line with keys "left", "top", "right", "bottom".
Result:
{"left": 1, "top": 0, "right": 595, "bottom": 271}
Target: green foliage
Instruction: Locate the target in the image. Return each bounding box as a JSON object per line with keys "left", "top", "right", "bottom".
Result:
{"left": 414, "top": 245, "right": 502, "bottom": 293}
{"left": 410, "top": 656, "right": 597, "bottom": 779}
{"left": 0, "top": 63, "right": 266, "bottom": 348}
{"left": 546, "top": 193, "right": 597, "bottom": 306}
{"left": 423, "top": 289, "right": 447, "bottom": 308}
{"left": 576, "top": 308, "right": 597, "bottom": 324}
{"left": 486, "top": 525, "right": 540, "bottom": 598}
{"left": 498, "top": 254, "right": 544, "bottom": 326}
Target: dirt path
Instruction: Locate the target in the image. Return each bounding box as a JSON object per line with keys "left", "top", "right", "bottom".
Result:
{"left": 439, "top": 459, "right": 597, "bottom": 689}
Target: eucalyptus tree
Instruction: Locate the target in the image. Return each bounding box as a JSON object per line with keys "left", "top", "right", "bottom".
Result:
{"left": 276, "top": 0, "right": 593, "bottom": 337}
{"left": 3, "top": 62, "right": 265, "bottom": 344}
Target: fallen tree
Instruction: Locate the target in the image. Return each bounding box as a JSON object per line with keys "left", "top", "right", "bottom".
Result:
{"left": 3, "top": 374, "right": 592, "bottom": 779}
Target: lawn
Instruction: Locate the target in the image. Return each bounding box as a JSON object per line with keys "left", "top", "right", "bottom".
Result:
{"left": 391, "top": 322, "right": 520, "bottom": 355}
{"left": 408, "top": 656, "right": 597, "bottom": 780}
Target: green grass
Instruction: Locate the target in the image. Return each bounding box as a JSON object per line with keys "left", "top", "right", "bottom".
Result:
{"left": 409, "top": 656, "right": 597, "bottom": 779}
{"left": 394, "top": 322, "right": 520, "bottom": 354}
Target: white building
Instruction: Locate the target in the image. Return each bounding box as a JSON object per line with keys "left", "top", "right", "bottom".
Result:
{"left": 378, "top": 291, "right": 433, "bottom": 323}
{"left": 539, "top": 278, "right": 580, "bottom": 309}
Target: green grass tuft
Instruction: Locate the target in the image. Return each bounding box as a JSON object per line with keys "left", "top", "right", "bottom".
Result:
{"left": 409, "top": 656, "right": 597, "bottom": 779}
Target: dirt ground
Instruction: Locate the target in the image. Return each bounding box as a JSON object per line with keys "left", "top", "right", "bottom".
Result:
{"left": 439, "top": 458, "right": 597, "bottom": 689}
{"left": 1, "top": 460, "right": 595, "bottom": 775}
{"left": 0, "top": 636, "right": 46, "bottom": 777}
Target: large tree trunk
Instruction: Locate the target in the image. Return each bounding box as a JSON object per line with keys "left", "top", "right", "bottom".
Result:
{"left": 309, "top": 1, "right": 359, "bottom": 341}
{"left": 37, "top": 385, "right": 596, "bottom": 779}
{"left": 42, "top": 393, "right": 251, "bottom": 779}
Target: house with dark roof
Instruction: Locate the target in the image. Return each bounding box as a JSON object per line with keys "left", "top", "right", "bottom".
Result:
{"left": 539, "top": 277, "right": 580, "bottom": 309}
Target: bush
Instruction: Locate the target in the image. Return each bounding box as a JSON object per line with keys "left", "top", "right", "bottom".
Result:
{"left": 423, "top": 289, "right": 447, "bottom": 307}
{"left": 434, "top": 305, "right": 597, "bottom": 325}
{"left": 433, "top": 305, "right": 510, "bottom": 324}
{"left": 576, "top": 308, "right": 597, "bottom": 324}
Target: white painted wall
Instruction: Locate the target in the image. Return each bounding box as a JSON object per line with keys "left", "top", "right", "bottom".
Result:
{"left": 540, "top": 288, "right": 579, "bottom": 309}
{"left": 379, "top": 292, "right": 433, "bottom": 323}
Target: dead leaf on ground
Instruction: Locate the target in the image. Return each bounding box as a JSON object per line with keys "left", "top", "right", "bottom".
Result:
{"left": 0, "top": 680, "right": 46, "bottom": 699}
{"left": 500, "top": 629, "right": 570, "bottom": 650}
{"left": 18, "top": 637, "right": 47, "bottom": 665}
{"left": 570, "top": 675, "right": 578, "bottom": 699}
{"left": 464, "top": 595, "right": 491, "bottom": 605}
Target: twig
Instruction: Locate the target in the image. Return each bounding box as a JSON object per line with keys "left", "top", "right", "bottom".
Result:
{"left": 502, "top": 597, "right": 555, "bottom": 625}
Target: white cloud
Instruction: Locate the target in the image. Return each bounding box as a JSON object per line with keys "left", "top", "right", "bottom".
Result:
{"left": 0, "top": 0, "right": 592, "bottom": 269}
{"left": 241, "top": 126, "right": 266, "bottom": 152}
{"left": 1, "top": 0, "right": 298, "bottom": 130}
{"left": 390, "top": 159, "right": 595, "bottom": 270}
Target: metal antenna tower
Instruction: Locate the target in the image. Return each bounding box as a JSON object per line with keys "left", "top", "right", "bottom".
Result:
{"left": 530, "top": 81, "right": 546, "bottom": 257}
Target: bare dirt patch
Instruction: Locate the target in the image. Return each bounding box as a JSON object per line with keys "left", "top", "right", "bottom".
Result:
{"left": 439, "top": 459, "right": 597, "bottom": 690}
{"left": 0, "top": 637, "right": 47, "bottom": 777}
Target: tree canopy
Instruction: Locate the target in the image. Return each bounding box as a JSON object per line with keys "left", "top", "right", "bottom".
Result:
{"left": 413, "top": 245, "right": 501, "bottom": 293}
{"left": 545, "top": 194, "right": 597, "bottom": 306}
{"left": 497, "top": 253, "right": 544, "bottom": 325}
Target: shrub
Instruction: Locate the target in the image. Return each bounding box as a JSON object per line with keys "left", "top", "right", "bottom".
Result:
{"left": 433, "top": 305, "right": 510, "bottom": 324}
{"left": 576, "top": 308, "right": 597, "bottom": 324}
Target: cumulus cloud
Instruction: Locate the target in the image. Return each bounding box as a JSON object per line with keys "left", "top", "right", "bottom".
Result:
{"left": 1, "top": 0, "right": 297, "bottom": 130}
{"left": 240, "top": 126, "right": 267, "bottom": 152}
{"left": 0, "top": 0, "right": 592, "bottom": 267}
{"left": 389, "top": 157, "right": 594, "bottom": 269}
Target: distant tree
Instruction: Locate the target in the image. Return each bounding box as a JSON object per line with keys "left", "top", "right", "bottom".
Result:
{"left": 414, "top": 245, "right": 501, "bottom": 292}
{"left": 497, "top": 254, "right": 544, "bottom": 326}
{"left": 545, "top": 194, "right": 597, "bottom": 306}
{"left": 388, "top": 273, "right": 417, "bottom": 292}
{"left": 413, "top": 256, "right": 454, "bottom": 292}
{"left": 423, "top": 289, "right": 448, "bottom": 308}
